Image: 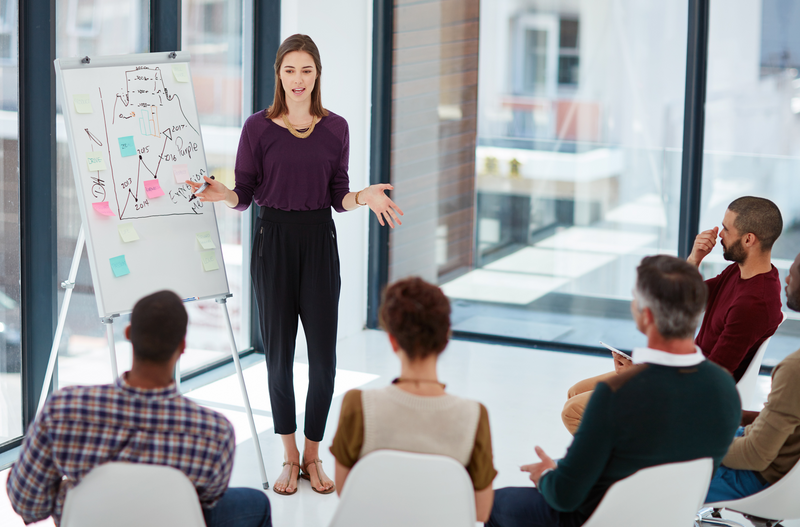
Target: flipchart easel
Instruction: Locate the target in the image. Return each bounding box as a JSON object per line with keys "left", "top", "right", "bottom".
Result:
{"left": 44, "top": 51, "right": 269, "bottom": 489}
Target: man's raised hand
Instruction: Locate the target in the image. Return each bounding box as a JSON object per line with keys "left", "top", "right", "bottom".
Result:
{"left": 687, "top": 226, "right": 719, "bottom": 267}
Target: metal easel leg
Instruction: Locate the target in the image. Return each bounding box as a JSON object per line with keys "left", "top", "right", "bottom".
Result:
{"left": 101, "top": 315, "right": 119, "bottom": 379}
{"left": 217, "top": 296, "right": 269, "bottom": 489}
{"left": 37, "top": 226, "right": 86, "bottom": 415}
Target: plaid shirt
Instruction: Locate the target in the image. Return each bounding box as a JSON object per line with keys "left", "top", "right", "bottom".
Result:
{"left": 6, "top": 374, "right": 235, "bottom": 525}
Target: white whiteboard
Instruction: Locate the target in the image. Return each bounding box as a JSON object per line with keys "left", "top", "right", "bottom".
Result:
{"left": 55, "top": 51, "right": 230, "bottom": 318}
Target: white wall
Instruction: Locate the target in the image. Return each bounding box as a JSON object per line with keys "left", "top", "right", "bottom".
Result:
{"left": 281, "top": 0, "right": 374, "bottom": 340}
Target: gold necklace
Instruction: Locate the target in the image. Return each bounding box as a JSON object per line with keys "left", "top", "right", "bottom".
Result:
{"left": 282, "top": 114, "right": 318, "bottom": 139}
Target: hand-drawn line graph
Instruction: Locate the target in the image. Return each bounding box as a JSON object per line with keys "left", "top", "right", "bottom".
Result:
{"left": 92, "top": 65, "right": 206, "bottom": 221}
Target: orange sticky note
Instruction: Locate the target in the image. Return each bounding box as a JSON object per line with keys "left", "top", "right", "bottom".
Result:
{"left": 92, "top": 202, "right": 116, "bottom": 216}
{"left": 144, "top": 179, "right": 164, "bottom": 199}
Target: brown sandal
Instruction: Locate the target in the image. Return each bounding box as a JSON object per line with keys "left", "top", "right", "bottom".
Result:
{"left": 301, "top": 458, "right": 336, "bottom": 494}
{"left": 273, "top": 461, "right": 300, "bottom": 495}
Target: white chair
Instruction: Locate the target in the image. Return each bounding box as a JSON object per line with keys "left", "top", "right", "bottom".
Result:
{"left": 581, "top": 458, "right": 713, "bottom": 527}
{"left": 328, "top": 450, "right": 476, "bottom": 527}
{"left": 736, "top": 312, "right": 787, "bottom": 411}
{"left": 699, "top": 459, "right": 800, "bottom": 527}
{"left": 60, "top": 462, "right": 206, "bottom": 527}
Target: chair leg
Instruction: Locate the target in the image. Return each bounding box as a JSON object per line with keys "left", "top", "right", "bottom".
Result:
{"left": 695, "top": 508, "right": 744, "bottom": 527}
{"left": 742, "top": 515, "right": 784, "bottom": 527}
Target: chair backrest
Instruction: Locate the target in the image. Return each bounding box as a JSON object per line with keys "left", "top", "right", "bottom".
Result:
{"left": 737, "top": 312, "right": 787, "bottom": 410}
{"left": 60, "top": 462, "right": 206, "bottom": 527}
{"left": 708, "top": 455, "right": 800, "bottom": 520}
{"left": 328, "top": 450, "right": 476, "bottom": 527}
{"left": 582, "top": 458, "right": 713, "bottom": 527}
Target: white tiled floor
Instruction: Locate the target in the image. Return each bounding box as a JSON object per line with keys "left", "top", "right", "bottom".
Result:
{"left": 0, "top": 329, "right": 787, "bottom": 527}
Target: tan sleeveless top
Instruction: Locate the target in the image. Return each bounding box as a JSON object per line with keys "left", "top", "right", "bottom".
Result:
{"left": 330, "top": 386, "right": 497, "bottom": 490}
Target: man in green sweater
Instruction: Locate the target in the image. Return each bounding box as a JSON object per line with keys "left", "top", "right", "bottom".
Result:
{"left": 487, "top": 255, "right": 741, "bottom": 527}
{"left": 705, "top": 250, "right": 800, "bottom": 502}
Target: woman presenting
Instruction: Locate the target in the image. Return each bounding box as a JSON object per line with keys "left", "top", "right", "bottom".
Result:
{"left": 187, "top": 33, "right": 403, "bottom": 496}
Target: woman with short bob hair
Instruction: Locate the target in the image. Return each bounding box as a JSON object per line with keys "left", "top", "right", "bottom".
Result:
{"left": 330, "top": 277, "right": 496, "bottom": 522}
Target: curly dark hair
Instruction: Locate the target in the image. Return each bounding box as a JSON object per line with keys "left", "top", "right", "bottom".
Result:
{"left": 378, "top": 277, "right": 451, "bottom": 360}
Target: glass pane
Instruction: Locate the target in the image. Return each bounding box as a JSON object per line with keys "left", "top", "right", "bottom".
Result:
{"left": 181, "top": 0, "right": 246, "bottom": 373}
{"left": 523, "top": 29, "right": 548, "bottom": 94}
{"left": 55, "top": 0, "right": 150, "bottom": 387}
{"left": 390, "top": 0, "right": 688, "bottom": 352}
{"left": 559, "top": 18, "right": 579, "bottom": 49}
{"left": 0, "top": 0, "right": 19, "bottom": 446}
{"left": 701, "top": 0, "right": 800, "bottom": 368}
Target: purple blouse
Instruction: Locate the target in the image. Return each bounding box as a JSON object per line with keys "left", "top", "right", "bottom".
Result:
{"left": 232, "top": 110, "right": 351, "bottom": 212}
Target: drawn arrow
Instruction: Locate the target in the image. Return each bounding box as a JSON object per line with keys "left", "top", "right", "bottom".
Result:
{"left": 162, "top": 128, "right": 173, "bottom": 141}
{"left": 84, "top": 128, "right": 103, "bottom": 147}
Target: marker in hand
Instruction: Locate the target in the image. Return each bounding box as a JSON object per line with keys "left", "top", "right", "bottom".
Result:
{"left": 188, "top": 175, "right": 215, "bottom": 202}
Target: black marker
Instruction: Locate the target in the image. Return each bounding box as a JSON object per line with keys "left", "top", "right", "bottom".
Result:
{"left": 188, "top": 175, "right": 214, "bottom": 202}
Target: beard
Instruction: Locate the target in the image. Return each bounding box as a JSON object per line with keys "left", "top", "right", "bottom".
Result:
{"left": 788, "top": 289, "right": 800, "bottom": 312}
{"left": 722, "top": 237, "right": 747, "bottom": 264}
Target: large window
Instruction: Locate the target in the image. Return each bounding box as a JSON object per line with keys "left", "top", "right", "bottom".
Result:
{"left": 389, "top": 0, "right": 688, "bottom": 352}
{"left": 699, "top": 0, "right": 800, "bottom": 367}
{"left": 0, "top": 0, "right": 19, "bottom": 446}
{"left": 52, "top": 0, "right": 251, "bottom": 388}
{"left": 55, "top": 0, "right": 150, "bottom": 387}
{"left": 181, "top": 0, "right": 249, "bottom": 372}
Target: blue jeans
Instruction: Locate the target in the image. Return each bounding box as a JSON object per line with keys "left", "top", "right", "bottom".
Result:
{"left": 487, "top": 487, "right": 583, "bottom": 527}
{"left": 203, "top": 487, "right": 271, "bottom": 527}
{"left": 705, "top": 427, "right": 770, "bottom": 503}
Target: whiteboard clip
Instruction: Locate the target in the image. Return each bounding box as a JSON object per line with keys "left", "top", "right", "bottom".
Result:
{"left": 81, "top": 56, "right": 90, "bottom": 64}
{"left": 168, "top": 52, "right": 177, "bottom": 59}
{"left": 61, "top": 279, "right": 75, "bottom": 290}
{"left": 215, "top": 293, "right": 234, "bottom": 305}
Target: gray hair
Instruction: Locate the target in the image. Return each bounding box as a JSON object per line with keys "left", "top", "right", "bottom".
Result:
{"left": 635, "top": 255, "right": 708, "bottom": 340}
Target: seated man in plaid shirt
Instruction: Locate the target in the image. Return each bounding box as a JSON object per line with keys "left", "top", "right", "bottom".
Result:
{"left": 6, "top": 290, "right": 271, "bottom": 527}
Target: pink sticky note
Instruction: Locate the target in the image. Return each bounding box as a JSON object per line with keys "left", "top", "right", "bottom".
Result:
{"left": 92, "top": 202, "right": 116, "bottom": 216}
{"left": 144, "top": 179, "right": 164, "bottom": 199}
{"left": 172, "top": 164, "right": 189, "bottom": 184}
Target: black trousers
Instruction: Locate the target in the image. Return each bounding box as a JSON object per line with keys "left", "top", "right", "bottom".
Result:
{"left": 251, "top": 206, "right": 340, "bottom": 441}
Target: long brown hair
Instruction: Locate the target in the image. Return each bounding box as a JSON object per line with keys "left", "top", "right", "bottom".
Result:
{"left": 266, "top": 34, "right": 329, "bottom": 120}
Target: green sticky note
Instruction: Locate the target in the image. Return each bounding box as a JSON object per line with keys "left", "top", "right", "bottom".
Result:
{"left": 110, "top": 255, "right": 130, "bottom": 277}
{"left": 172, "top": 63, "right": 190, "bottom": 83}
{"left": 200, "top": 250, "right": 219, "bottom": 271}
{"left": 118, "top": 136, "right": 136, "bottom": 157}
{"left": 86, "top": 152, "right": 107, "bottom": 171}
{"left": 196, "top": 231, "right": 215, "bottom": 250}
{"left": 73, "top": 94, "right": 93, "bottom": 114}
{"left": 118, "top": 223, "right": 139, "bottom": 243}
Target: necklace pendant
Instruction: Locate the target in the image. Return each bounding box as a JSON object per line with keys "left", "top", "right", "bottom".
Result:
{"left": 283, "top": 114, "right": 317, "bottom": 139}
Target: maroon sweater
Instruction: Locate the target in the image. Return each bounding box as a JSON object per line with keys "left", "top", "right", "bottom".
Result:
{"left": 695, "top": 263, "right": 782, "bottom": 382}
{"left": 232, "top": 110, "right": 351, "bottom": 212}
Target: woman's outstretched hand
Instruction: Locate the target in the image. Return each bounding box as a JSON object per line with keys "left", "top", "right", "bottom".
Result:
{"left": 361, "top": 184, "right": 404, "bottom": 228}
{"left": 185, "top": 176, "right": 228, "bottom": 203}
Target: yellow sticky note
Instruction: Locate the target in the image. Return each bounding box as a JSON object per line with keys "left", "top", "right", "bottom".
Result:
{"left": 86, "top": 152, "right": 107, "bottom": 171}
{"left": 200, "top": 250, "right": 219, "bottom": 271}
{"left": 172, "top": 64, "right": 190, "bottom": 83}
{"left": 196, "top": 231, "right": 215, "bottom": 250}
{"left": 118, "top": 223, "right": 139, "bottom": 243}
{"left": 73, "top": 94, "right": 93, "bottom": 114}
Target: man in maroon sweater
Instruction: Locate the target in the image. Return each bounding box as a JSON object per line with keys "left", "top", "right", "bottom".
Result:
{"left": 560, "top": 196, "right": 783, "bottom": 435}
{"left": 688, "top": 196, "right": 783, "bottom": 382}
